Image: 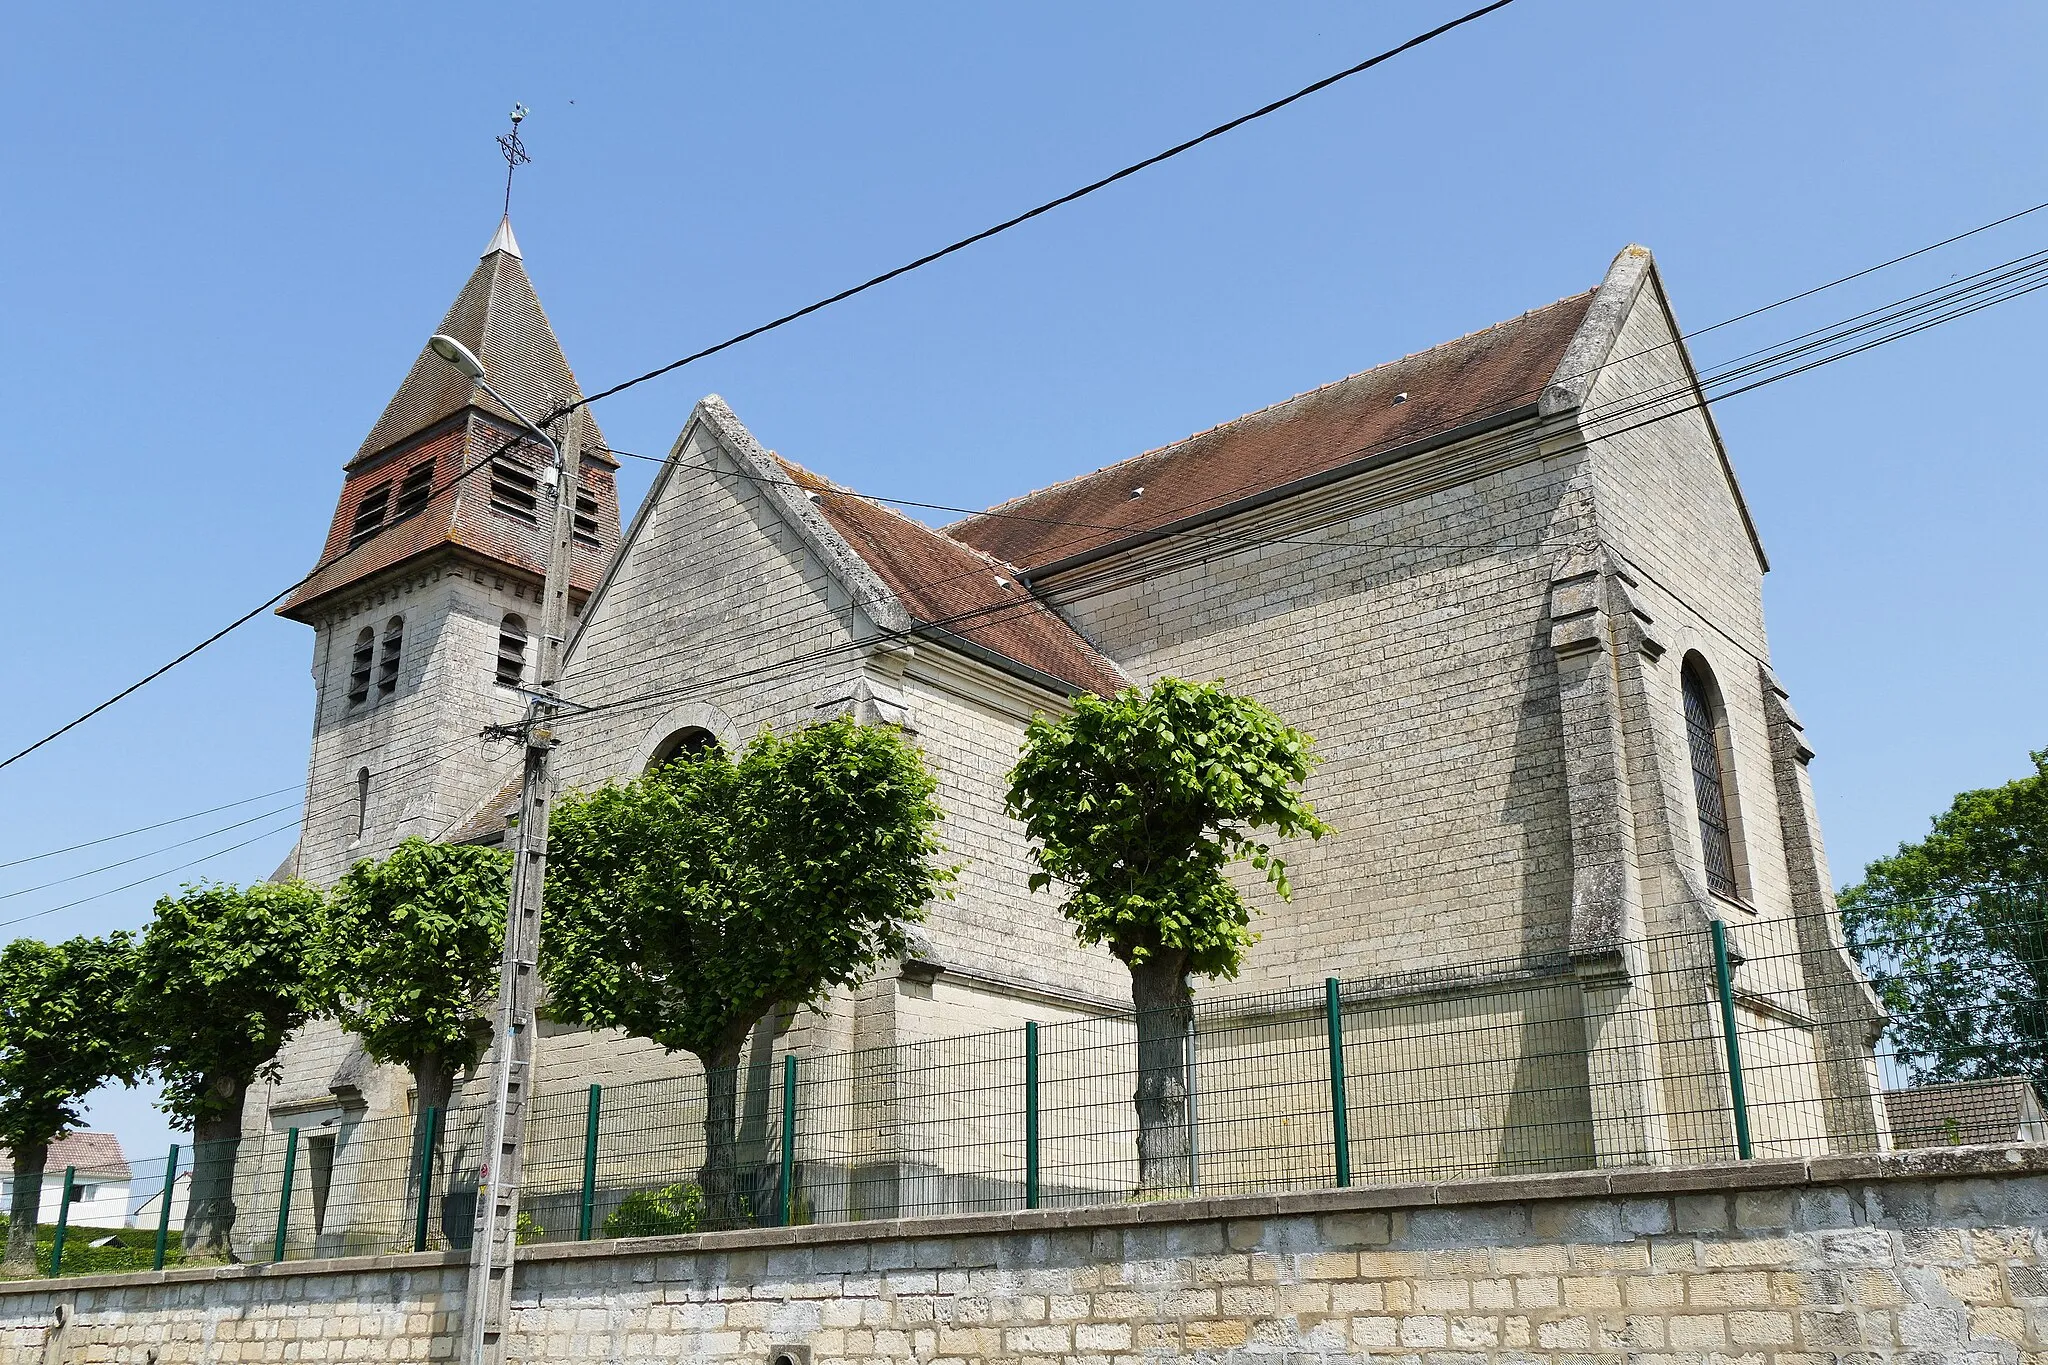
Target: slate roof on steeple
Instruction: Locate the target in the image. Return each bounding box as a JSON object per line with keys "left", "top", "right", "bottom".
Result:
{"left": 279, "top": 218, "right": 623, "bottom": 619}
{"left": 353, "top": 216, "right": 615, "bottom": 467}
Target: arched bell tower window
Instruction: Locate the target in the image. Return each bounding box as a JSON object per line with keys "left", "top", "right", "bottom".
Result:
{"left": 377, "top": 617, "right": 404, "bottom": 699}
{"left": 495, "top": 614, "right": 528, "bottom": 689}
{"left": 649, "top": 727, "right": 720, "bottom": 771}
{"left": 346, "top": 628, "right": 376, "bottom": 709}
{"left": 1681, "top": 656, "right": 1741, "bottom": 900}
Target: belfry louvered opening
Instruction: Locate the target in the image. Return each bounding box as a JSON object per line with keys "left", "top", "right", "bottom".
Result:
{"left": 490, "top": 453, "right": 540, "bottom": 523}
{"left": 392, "top": 460, "right": 435, "bottom": 523}
{"left": 573, "top": 480, "right": 602, "bottom": 549}
{"left": 1682, "top": 657, "right": 1739, "bottom": 900}
{"left": 348, "top": 483, "right": 392, "bottom": 549}
{"left": 346, "top": 628, "right": 375, "bottom": 708}
{"left": 378, "top": 617, "right": 404, "bottom": 698}
{"left": 496, "top": 613, "right": 528, "bottom": 688}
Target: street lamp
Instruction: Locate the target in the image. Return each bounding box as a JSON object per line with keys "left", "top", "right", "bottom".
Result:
{"left": 428, "top": 333, "right": 562, "bottom": 472}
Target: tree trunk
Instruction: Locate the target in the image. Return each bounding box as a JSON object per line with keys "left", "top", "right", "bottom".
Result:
{"left": 183, "top": 1076, "right": 248, "bottom": 1259}
{"left": 695, "top": 1029, "right": 752, "bottom": 1230}
{"left": 408, "top": 1048, "right": 453, "bottom": 1238}
{"left": 1130, "top": 953, "right": 1194, "bottom": 1195}
{"left": 4, "top": 1139, "right": 47, "bottom": 1273}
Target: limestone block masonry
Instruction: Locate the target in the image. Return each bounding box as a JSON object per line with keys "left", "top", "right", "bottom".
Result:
{"left": 5, "top": 1145, "right": 2045, "bottom": 1363}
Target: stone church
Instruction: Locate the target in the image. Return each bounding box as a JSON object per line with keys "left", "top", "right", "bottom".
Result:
{"left": 251, "top": 215, "right": 1884, "bottom": 1241}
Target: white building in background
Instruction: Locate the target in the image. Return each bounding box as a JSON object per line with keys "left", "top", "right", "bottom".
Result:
{"left": 129, "top": 1168, "right": 192, "bottom": 1236}
{"left": 1, "top": 1132, "right": 133, "bottom": 1228}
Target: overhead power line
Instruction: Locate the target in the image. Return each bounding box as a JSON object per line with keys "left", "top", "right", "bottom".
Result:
{"left": 566, "top": 1, "right": 1521, "bottom": 413}
{"left": 542, "top": 249, "right": 2048, "bottom": 724}
{"left": 0, "top": 4, "right": 1520, "bottom": 781}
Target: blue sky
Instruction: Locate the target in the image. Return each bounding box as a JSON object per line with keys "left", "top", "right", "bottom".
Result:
{"left": 3, "top": 3, "right": 2044, "bottom": 1171}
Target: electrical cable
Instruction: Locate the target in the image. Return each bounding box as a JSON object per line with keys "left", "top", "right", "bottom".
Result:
{"left": 0, "top": 784, "right": 302, "bottom": 871}
{"left": 562, "top": 1, "right": 1521, "bottom": 416}
{"left": 542, "top": 258, "right": 2048, "bottom": 731}
{"left": 540, "top": 245, "right": 2048, "bottom": 710}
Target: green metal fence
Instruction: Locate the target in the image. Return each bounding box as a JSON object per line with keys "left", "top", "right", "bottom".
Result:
{"left": 17, "top": 891, "right": 2046, "bottom": 1277}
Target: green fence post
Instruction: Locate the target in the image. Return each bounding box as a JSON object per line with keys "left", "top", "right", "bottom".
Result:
{"left": 413, "top": 1106, "right": 440, "bottom": 1253}
{"left": 779, "top": 1055, "right": 798, "bottom": 1227}
{"left": 48, "top": 1166, "right": 76, "bottom": 1277}
{"left": 1325, "top": 977, "right": 1351, "bottom": 1187}
{"left": 272, "top": 1128, "right": 299, "bottom": 1262}
{"left": 578, "top": 1083, "right": 603, "bottom": 1240}
{"left": 153, "top": 1143, "right": 181, "bottom": 1270}
{"left": 1709, "top": 920, "right": 1754, "bottom": 1159}
{"left": 1024, "top": 1021, "right": 1040, "bottom": 1209}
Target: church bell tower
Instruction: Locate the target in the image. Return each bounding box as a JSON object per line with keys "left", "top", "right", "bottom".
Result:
{"left": 278, "top": 217, "right": 621, "bottom": 885}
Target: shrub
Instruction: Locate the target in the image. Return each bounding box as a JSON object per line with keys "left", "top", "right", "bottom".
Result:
{"left": 601, "top": 1182, "right": 704, "bottom": 1239}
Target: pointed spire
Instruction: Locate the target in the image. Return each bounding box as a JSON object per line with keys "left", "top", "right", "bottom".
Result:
{"left": 483, "top": 215, "right": 522, "bottom": 260}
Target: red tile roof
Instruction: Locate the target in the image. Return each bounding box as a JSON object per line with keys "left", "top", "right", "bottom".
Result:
{"left": 947, "top": 290, "right": 1596, "bottom": 573}
{"left": 4, "top": 1131, "right": 130, "bottom": 1180}
{"left": 778, "top": 460, "right": 1126, "bottom": 696}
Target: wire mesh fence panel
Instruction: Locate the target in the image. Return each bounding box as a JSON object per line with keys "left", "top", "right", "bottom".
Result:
{"left": 1177, "top": 988, "right": 1331, "bottom": 1199}
{"left": 38, "top": 892, "right": 2030, "bottom": 1269}
{"left": 1338, "top": 971, "right": 1596, "bottom": 1184}
{"left": 799, "top": 1025, "right": 1026, "bottom": 1224}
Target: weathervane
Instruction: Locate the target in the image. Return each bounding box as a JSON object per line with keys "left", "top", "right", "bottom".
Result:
{"left": 497, "top": 103, "right": 530, "bottom": 217}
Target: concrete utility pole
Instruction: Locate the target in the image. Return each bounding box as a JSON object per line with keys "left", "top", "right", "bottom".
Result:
{"left": 429, "top": 333, "right": 586, "bottom": 1365}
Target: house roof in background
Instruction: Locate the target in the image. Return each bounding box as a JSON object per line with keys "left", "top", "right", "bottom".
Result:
{"left": 1885, "top": 1077, "right": 2048, "bottom": 1149}
{"left": 4, "top": 1131, "right": 131, "bottom": 1180}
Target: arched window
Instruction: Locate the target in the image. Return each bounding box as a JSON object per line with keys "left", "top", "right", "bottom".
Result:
{"left": 346, "top": 628, "right": 375, "bottom": 709}
{"left": 1682, "top": 657, "right": 1739, "bottom": 899}
{"left": 649, "top": 727, "right": 720, "bottom": 771}
{"left": 354, "top": 767, "right": 371, "bottom": 839}
{"left": 496, "top": 614, "right": 528, "bottom": 689}
{"left": 377, "top": 617, "right": 404, "bottom": 699}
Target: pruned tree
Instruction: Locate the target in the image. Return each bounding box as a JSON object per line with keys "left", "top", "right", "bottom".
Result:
{"left": 315, "top": 838, "right": 510, "bottom": 1124}
{"left": 545, "top": 717, "right": 951, "bottom": 1225}
{"left": 132, "top": 879, "right": 326, "bottom": 1258}
{"left": 0, "top": 934, "right": 141, "bottom": 1272}
{"left": 1006, "top": 677, "right": 1331, "bottom": 1192}
{"left": 1839, "top": 747, "right": 2048, "bottom": 1090}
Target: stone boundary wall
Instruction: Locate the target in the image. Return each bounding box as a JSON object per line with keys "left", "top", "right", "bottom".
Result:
{"left": 3, "top": 1146, "right": 2045, "bottom": 1363}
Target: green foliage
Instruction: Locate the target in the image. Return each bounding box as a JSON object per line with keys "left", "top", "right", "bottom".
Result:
{"left": 1004, "top": 678, "right": 1332, "bottom": 978}
{"left": 314, "top": 837, "right": 511, "bottom": 1078}
{"left": 544, "top": 717, "right": 952, "bottom": 1061}
{"left": 514, "top": 1211, "right": 544, "bottom": 1245}
{"left": 0, "top": 934, "right": 143, "bottom": 1153}
{"left": 132, "top": 880, "right": 327, "bottom": 1125}
{"left": 601, "top": 1182, "right": 705, "bottom": 1239}
{"left": 1839, "top": 748, "right": 2048, "bottom": 1088}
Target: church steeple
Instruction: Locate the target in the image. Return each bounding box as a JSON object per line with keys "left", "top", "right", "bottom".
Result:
{"left": 280, "top": 218, "right": 620, "bottom": 620}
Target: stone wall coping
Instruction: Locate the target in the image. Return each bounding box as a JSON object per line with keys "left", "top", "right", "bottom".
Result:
{"left": 6, "top": 1142, "right": 2041, "bottom": 1298}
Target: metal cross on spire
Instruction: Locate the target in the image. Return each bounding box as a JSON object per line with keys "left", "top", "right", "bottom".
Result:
{"left": 496, "top": 103, "right": 531, "bottom": 218}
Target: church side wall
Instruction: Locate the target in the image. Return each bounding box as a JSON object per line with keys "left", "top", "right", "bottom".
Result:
{"left": 1578, "top": 275, "right": 1784, "bottom": 940}
{"left": 1578, "top": 273, "right": 1878, "bottom": 1157}
{"left": 1038, "top": 424, "right": 1592, "bottom": 984}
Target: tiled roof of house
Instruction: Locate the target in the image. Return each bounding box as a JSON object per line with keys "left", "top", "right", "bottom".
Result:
{"left": 946, "top": 290, "right": 1597, "bottom": 573}
{"left": 4, "top": 1131, "right": 131, "bottom": 1180}
{"left": 779, "top": 459, "right": 1127, "bottom": 696}
{"left": 1885, "top": 1077, "right": 2048, "bottom": 1149}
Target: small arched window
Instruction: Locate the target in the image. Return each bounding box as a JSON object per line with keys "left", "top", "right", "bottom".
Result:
{"left": 496, "top": 614, "right": 528, "bottom": 689}
{"left": 346, "top": 628, "right": 375, "bottom": 709}
{"left": 1681, "top": 657, "right": 1739, "bottom": 899}
{"left": 354, "top": 767, "right": 371, "bottom": 839}
{"left": 649, "top": 727, "right": 720, "bottom": 771}
{"left": 378, "top": 617, "right": 404, "bottom": 699}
